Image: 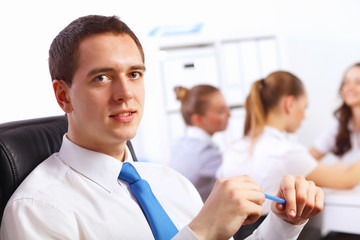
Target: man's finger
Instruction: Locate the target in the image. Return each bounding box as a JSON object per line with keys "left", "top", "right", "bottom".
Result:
{"left": 294, "top": 176, "right": 308, "bottom": 217}
{"left": 280, "top": 174, "right": 297, "bottom": 218}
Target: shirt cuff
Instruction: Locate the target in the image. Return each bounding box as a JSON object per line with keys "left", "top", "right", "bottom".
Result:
{"left": 247, "top": 212, "right": 306, "bottom": 240}
{"left": 172, "top": 225, "right": 200, "bottom": 240}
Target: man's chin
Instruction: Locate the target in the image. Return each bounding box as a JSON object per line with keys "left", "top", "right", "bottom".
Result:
{"left": 114, "top": 130, "right": 137, "bottom": 142}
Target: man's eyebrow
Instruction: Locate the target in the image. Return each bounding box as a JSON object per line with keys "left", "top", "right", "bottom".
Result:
{"left": 87, "top": 67, "right": 114, "bottom": 77}
{"left": 86, "top": 65, "right": 146, "bottom": 77}
{"left": 130, "top": 65, "right": 146, "bottom": 72}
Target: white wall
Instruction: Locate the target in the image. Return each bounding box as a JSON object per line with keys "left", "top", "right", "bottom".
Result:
{"left": 275, "top": 0, "right": 360, "bottom": 147}
{"left": 1, "top": 0, "right": 359, "bottom": 163}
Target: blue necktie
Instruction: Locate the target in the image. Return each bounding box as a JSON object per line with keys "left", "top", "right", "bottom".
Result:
{"left": 118, "top": 162, "right": 179, "bottom": 240}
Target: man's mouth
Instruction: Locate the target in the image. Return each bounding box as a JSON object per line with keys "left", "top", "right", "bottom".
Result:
{"left": 110, "top": 112, "right": 133, "bottom": 117}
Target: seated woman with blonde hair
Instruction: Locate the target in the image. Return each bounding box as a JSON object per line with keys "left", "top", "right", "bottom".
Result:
{"left": 169, "top": 84, "right": 231, "bottom": 202}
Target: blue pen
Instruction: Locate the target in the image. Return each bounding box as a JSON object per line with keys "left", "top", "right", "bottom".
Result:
{"left": 264, "top": 193, "right": 286, "bottom": 204}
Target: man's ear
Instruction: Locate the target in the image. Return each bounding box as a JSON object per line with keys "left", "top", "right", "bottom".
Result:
{"left": 52, "top": 80, "right": 73, "bottom": 113}
{"left": 284, "top": 95, "right": 295, "bottom": 114}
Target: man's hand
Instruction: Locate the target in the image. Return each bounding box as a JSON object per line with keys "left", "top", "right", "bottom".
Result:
{"left": 188, "top": 175, "right": 265, "bottom": 240}
{"left": 271, "top": 174, "right": 324, "bottom": 225}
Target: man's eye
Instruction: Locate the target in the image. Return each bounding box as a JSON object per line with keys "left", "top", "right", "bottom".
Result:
{"left": 94, "top": 75, "right": 110, "bottom": 82}
{"left": 129, "top": 72, "right": 141, "bottom": 79}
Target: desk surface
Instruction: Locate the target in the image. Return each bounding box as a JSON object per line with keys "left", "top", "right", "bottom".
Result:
{"left": 323, "top": 187, "right": 360, "bottom": 206}
{"left": 309, "top": 187, "right": 360, "bottom": 235}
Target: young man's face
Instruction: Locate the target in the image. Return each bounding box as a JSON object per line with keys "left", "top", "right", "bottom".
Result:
{"left": 55, "top": 33, "right": 145, "bottom": 156}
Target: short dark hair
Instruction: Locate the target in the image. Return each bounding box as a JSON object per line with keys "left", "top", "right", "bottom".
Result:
{"left": 48, "top": 15, "right": 144, "bottom": 86}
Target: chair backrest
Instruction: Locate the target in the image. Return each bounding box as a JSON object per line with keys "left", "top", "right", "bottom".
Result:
{"left": 0, "top": 115, "right": 137, "bottom": 224}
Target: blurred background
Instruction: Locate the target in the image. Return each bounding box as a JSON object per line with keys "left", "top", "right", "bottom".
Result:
{"left": 1, "top": 0, "right": 359, "bottom": 164}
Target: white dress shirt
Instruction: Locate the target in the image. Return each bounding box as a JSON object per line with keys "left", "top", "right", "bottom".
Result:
{"left": 217, "top": 126, "right": 318, "bottom": 214}
{"left": 313, "top": 120, "right": 360, "bottom": 164}
{"left": 1, "top": 134, "right": 305, "bottom": 239}
{"left": 169, "top": 126, "right": 222, "bottom": 201}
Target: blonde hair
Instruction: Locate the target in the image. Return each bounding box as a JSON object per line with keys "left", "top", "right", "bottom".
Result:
{"left": 174, "top": 85, "right": 219, "bottom": 126}
{"left": 244, "top": 71, "right": 305, "bottom": 145}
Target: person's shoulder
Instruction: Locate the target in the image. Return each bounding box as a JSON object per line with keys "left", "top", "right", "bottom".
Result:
{"left": 317, "top": 118, "right": 339, "bottom": 136}
{"left": 286, "top": 140, "right": 308, "bottom": 154}
{"left": 171, "top": 136, "right": 211, "bottom": 161}
{"left": 177, "top": 135, "right": 209, "bottom": 146}
{"left": 225, "top": 137, "right": 251, "bottom": 153}
{"left": 7, "top": 153, "right": 69, "bottom": 204}
{"left": 323, "top": 119, "right": 340, "bottom": 132}
{"left": 171, "top": 135, "right": 205, "bottom": 151}
{"left": 256, "top": 131, "right": 293, "bottom": 157}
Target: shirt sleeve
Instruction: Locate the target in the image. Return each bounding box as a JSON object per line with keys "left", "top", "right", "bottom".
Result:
{"left": 172, "top": 225, "right": 200, "bottom": 240}
{"left": 246, "top": 212, "right": 306, "bottom": 240}
{"left": 312, "top": 121, "right": 339, "bottom": 154}
{"left": 0, "top": 198, "right": 79, "bottom": 240}
{"left": 174, "top": 212, "right": 305, "bottom": 240}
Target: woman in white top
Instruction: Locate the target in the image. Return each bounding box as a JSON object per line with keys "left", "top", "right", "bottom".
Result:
{"left": 217, "top": 70, "right": 360, "bottom": 214}
{"left": 310, "top": 63, "right": 360, "bottom": 165}
{"left": 169, "top": 85, "right": 230, "bottom": 202}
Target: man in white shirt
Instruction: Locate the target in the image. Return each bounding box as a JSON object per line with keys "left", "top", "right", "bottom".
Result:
{"left": 0, "top": 15, "right": 324, "bottom": 239}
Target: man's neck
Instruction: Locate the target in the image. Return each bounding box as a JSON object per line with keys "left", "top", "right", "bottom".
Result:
{"left": 65, "top": 133, "right": 128, "bottom": 161}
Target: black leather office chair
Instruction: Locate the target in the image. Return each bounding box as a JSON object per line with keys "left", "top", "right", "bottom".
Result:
{"left": 0, "top": 115, "right": 137, "bottom": 224}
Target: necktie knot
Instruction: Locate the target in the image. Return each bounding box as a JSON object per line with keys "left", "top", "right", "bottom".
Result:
{"left": 119, "top": 162, "right": 141, "bottom": 184}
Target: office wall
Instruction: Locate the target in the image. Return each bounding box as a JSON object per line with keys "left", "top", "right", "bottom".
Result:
{"left": 276, "top": 0, "right": 360, "bottom": 148}
{"left": 138, "top": 0, "right": 360, "bottom": 163}
{"left": 0, "top": 0, "right": 359, "bottom": 163}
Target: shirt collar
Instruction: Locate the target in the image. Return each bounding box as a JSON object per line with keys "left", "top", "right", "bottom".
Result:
{"left": 58, "top": 135, "right": 133, "bottom": 193}
{"left": 263, "top": 125, "right": 287, "bottom": 140}
{"left": 185, "top": 126, "right": 212, "bottom": 141}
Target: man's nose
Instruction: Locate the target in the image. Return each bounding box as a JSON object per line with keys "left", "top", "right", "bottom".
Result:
{"left": 112, "top": 78, "right": 133, "bottom": 102}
